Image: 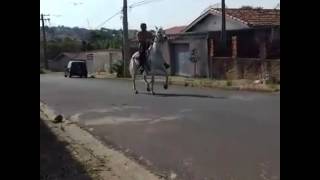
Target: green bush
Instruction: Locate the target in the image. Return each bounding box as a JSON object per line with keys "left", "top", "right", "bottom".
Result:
{"left": 226, "top": 80, "right": 232, "bottom": 86}
{"left": 111, "top": 60, "right": 124, "bottom": 77}
{"left": 266, "top": 77, "right": 280, "bottom": 85}
{"left": 40, "top": 68, "right": 45, "bottom": 74}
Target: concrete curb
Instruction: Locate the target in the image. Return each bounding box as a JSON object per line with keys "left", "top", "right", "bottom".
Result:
{"left": 40, "top": 101, "right": 164, "bottom": 180}
{"left": 95, "top": 75, "right": 280, "bottom": 93}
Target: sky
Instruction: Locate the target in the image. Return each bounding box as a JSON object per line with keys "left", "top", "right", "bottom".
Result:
{"left": 40, "top": 0, "right": 280, "bottom": 30}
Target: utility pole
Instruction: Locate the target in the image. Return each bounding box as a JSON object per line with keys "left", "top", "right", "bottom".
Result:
{"left": 40, "top": 14, "right": 50, "bottom": 69}
{"left": 221, "top": 0, "right": 226, "bottom": 49}
{"left": 122, "top": 0, "right": 130, "bottom": 77}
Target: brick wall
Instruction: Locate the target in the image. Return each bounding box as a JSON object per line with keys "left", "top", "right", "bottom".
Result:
{"left": 211, "top": 58, "right": 237, "bottom": 79}
{"left": 211, "top": 58, "right": 280, "bottom": 82}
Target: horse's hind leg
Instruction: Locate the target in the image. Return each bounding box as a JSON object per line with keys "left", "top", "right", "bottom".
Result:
{"left": 133, "top": 65, "right": 138, "bottom": 94}
{"left": 151, "top": 74, "right": 155, "bottom": 95}
{"left": 133, "top": 78, "right": 138, "bottom": 94}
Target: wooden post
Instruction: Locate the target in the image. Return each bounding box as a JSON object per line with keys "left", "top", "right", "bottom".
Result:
{"left": 231, "top": 36, "right": 238, "bottom": 79}
{"left": 209, "top": 38, "right": 214, "bottom": 79}
{"left": 41, "top": 14, "right": 50, "bottom": 69}
{"left": 194, "top": 62, "right": 197, "bottom": 77}
{"left": 259, "top": 41, "right": 267, "bottom": 59}
{"left": 221, "top": 0, "right": 226, "bottom": 48}
{"left": 232, "top": 36, "right": 237, "bottom": 58}
{"left": 259, "top": 34, "right": 267, "bottom": 81}
{"left": 122, "top": 0, "right": 129, "bottom": 77}
{"left": 109, "top": 53, "right": 113, "bottom": 74}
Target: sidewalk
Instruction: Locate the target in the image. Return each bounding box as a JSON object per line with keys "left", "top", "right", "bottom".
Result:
{"left": 40, "top": 117, "right": 96, "bottom": 180}
{"left": 168, "top": 76, "right": 280, "bottom": 92}
{"left": 94, "top": 72, "right": 280, "bottom": 92}
{"left": 40, "top": 102, "right": 163, "bottom": 180}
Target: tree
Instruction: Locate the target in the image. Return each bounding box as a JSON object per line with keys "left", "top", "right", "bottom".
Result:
{"left": 61, "top": 37, "right": 81, "bottom": 52}
{"left": 81, "top": 40, "right": 87, "bottom": 51}
{"left": 47, "top": 40, "right": 62, "bottom": 59}
{"left": 240, "top": 5, "right": 263, "bottom": 10}
{"left": 240, "top": 6, "right": 254, "bottom": 9}
{"left": 41, "top": 26, "right": 129, "bottom": 59}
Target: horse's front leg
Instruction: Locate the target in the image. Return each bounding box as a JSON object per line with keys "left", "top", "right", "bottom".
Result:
{"left": 143, "top": 73, "right": 151, "bottom": 92}
{"left": 163, "top": 69, "right": 169, "bottom": 90}
{"left": 151, "top": 74, "right": 155, "bottom": 95}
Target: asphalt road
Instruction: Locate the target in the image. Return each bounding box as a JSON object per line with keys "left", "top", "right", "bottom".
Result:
{"left": 40, "top": 73, "right": 280, "bottom": 180}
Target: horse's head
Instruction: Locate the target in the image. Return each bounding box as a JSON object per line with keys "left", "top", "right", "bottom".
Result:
{"left": 154, "top": 27, "right": 167, "bottom": 44}
{"left": 147, "top": 27, "right": 170, "bottom": 73}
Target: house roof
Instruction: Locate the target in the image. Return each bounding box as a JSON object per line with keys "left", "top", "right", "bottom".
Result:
{"left": 183, "top": 8, "right": 280, "bottom": 32}
{"left": 165, "top": 26, "right": 187, "bottom": 34}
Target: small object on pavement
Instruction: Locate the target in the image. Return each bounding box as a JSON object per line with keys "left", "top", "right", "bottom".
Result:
{"left": 53, "top": 115, "right": 63, "bottom": 123}
{"left": 169, "top": 172, "right": 177, "bottom": 179}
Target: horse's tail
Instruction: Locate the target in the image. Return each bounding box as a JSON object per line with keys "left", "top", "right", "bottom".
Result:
{"left": 129, "top": 51, "right": 140, "bottom": 76}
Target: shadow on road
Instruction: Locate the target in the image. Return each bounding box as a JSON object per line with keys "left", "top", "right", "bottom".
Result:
{"left": 40, "top": 118, "right": 93, "bottom": 180}
{"left": 141, "top": 92, "right": 226, "bottom": 99}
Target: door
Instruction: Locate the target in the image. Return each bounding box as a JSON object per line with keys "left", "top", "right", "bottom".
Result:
{"left": 86, "top": 59, "right": 94, "bottom": 75}
{"left": 171, "top": 43, "right": 192, "bottom": 76}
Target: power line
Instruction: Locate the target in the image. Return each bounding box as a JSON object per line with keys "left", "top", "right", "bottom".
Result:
{"left": 95, "top": 10, "right": 122, "bottom": 29}
{"left": 129, "top": 0, "right": 164, "bottom": 8}
{"left": 129, "top": 0, "right": 153, "bottom": 7}
{"left": 130, "top": 0, "right": 161, "bottom": 6}
{"left": 51, "top": 14, "right": 62, "bottom": 17}
{"left": 95, "top": 0, "right": 165, "bottom": 29}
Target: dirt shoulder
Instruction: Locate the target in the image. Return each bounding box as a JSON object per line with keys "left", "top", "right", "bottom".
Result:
{"left": 40, "top": 101, "right": 163, "bottom": 180}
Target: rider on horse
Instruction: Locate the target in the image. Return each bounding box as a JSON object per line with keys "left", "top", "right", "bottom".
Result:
{"left": 137, "top": 23, "right": 154, "bottom": 74}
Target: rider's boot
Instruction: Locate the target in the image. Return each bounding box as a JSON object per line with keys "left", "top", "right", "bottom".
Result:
{"left": 164, "top": 62, "right": 170, "bottom": 69}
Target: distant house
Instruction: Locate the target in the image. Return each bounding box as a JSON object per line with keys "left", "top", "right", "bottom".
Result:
{"left": 49, "top": 52, "right": 87, "bottom": 72}
{"left": 182, "top": 8, "right": 279, "bottom": 32}
{"left": 165, "top": 26, "right": 187, "bottom": 35}
{"left": 49, "top": 49, "right": 122, "bottom": 74}
{"left": 163, "top": 8, "right": 280, "bottom": 80}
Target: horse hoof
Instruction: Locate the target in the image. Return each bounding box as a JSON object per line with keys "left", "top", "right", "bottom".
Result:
{"left": 135, "top": 90, "right": 138, "bottom": 94}
{"left": 147, "top": 87, "right": 151, "bottom": 92}
{"left": 152, "top": 92, "right": 155, "bottom": 95}
{"left": 163, "top": 84, "right": 168, "bottom": 89}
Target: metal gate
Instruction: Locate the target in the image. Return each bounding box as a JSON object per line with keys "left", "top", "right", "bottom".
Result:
{"left": 171, "top": 43, "right": 193, "bottom": 76}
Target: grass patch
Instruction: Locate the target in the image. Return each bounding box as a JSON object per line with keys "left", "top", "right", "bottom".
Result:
{"left": 267, "top": 83, "right": 280, "bottom": 91}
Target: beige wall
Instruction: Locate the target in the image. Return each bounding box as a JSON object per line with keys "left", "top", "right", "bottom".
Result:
{"left": 91, "top": 50, "right": 122, "bottom": 73}
{"left": 48, "top": 56, "right": 69, "bottom": 72}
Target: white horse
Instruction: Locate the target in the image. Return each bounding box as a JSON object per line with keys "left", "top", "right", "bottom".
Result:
{"left": 129, "top": 28, "right": 169, "bottom": 95}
